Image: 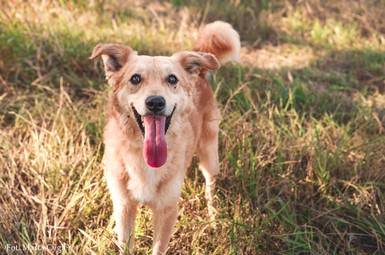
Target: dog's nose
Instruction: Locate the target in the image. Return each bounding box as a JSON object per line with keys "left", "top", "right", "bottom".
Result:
{"left": 145, "top": 96, "right": 166, "bottom": 113}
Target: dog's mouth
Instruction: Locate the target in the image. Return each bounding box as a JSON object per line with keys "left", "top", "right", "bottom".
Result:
{"left": 132, "top": 105, "right": 176, "bottom": 136}
{"left": 132, "top": 105, "right": 176, "bottom": 168}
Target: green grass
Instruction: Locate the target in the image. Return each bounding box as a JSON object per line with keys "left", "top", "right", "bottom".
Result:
{"left": 1, "top": 0, "right": 385, "bottom": 254}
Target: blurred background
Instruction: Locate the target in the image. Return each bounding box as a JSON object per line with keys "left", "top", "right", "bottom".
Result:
{"left": 1, "top": 1, "right": 385, "bottom": 254}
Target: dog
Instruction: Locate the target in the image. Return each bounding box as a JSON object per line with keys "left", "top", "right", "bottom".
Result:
{"left": 90, "top": 21, "right": 240, "bottom": 254}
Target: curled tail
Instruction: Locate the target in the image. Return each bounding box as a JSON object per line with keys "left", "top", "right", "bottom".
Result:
{"left": 193, "top": 21, "right": 241, "bottom": 65}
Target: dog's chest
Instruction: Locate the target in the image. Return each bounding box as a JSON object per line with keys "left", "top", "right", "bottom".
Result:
{"left": 126, "top": 165, "right": 162, "bottom": 204}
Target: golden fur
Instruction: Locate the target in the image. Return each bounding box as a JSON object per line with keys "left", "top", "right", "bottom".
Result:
{"left": 90, "top": 21, "right": 240, "bottom": 254}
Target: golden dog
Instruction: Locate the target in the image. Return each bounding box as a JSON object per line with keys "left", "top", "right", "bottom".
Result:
{"left": 90, "top": 21, "right": 240, "bottom": 254}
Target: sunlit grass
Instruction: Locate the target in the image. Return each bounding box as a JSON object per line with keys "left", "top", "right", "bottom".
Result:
{"left": 1, "top": 0, "right": 385, "bottom": 254}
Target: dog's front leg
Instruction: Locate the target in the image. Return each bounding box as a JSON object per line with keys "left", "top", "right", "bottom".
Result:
{"left": 106, "top": 169, "right": 138, "bottom": 252}
{"left": 113, "top": 200, "right": 138, "bottom": 251}
{"left": 151, "top": 203, "right": 178, "bottom": 255}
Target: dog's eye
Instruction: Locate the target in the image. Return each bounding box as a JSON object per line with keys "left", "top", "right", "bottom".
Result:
{"left": 130, "top": 74, "right": 141, "bottom": 85}
{"left": 167, "top": 74, "right": 178, "bottom": 85}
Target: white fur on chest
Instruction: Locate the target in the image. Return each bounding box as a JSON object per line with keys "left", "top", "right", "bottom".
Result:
{"left": 126, "top": 164, "right": 161, "bottom": 204}
{"left": 121, "top": 150, "right": 185, "bottom": 208}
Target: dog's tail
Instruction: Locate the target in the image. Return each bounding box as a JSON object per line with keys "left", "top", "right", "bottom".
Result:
{"left": 193, "top": 21, "right": 241, "bottom": 65}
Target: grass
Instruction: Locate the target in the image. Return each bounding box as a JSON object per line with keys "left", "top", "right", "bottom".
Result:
{"left": 1, "top": 0, "right": 385, "bottom": 254}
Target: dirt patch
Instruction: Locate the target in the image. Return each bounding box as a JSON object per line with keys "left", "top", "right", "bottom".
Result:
{"left": 241, "top": 44, "right": 318, "bottom": 70}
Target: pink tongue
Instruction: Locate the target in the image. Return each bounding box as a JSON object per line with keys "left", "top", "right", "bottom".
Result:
{"left": 143, "top": 116, "right": 167, "bottom": 168}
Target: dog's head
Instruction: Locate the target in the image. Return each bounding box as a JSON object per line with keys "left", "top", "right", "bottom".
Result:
{"left": 90, "top": 43, "right": 219, "bottom": 168}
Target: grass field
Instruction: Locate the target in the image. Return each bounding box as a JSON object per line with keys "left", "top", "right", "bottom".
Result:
{"left": 1, "top": 0, "right": 385, "bottom": 254}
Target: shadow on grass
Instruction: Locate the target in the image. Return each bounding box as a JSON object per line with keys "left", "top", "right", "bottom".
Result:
{"left": 213, "top": 46, "right": 385, "bottom": 253}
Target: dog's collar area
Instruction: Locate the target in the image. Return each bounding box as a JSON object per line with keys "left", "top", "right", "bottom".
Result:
{"left": 132, "top": 105, "right": 176, "bottom": 136}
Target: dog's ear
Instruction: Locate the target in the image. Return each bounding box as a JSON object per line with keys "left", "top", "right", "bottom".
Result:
{"left": 174, "top": 51, "right": 220, "bottom": 75}
{"left": 90, "top": 43, "right": 133, "bottom": 77}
